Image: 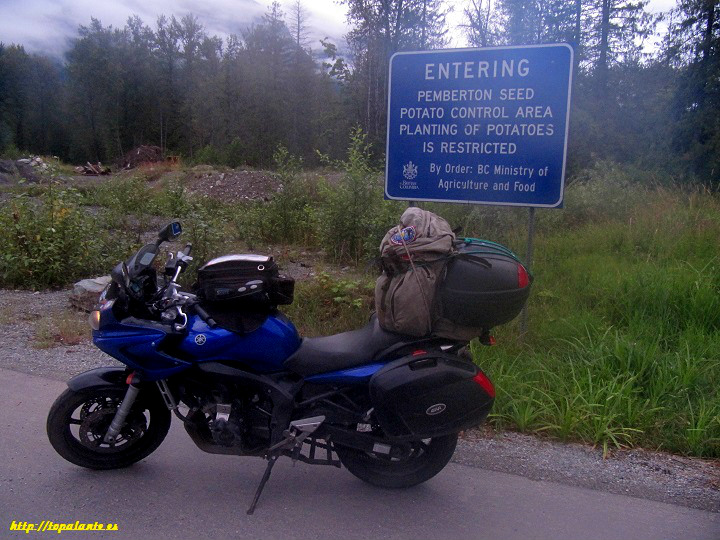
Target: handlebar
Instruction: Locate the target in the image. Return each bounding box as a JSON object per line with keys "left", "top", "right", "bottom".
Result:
{"left": 167, "top": 243, "right": 193, "bottom": 284}
{"left": 122, "top": 231, "right": 217, "bottom": 329}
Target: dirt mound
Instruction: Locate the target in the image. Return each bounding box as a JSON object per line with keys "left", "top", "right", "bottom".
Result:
{"left": 118, "top": 145, "right": 164, "bottom": 169}
{"left": 184, "top": 168, "right": 281, "bottom": 202}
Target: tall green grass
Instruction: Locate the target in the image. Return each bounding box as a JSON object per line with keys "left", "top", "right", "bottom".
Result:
{"left": 471, "top": 174, "right": 720, "bottom": 457}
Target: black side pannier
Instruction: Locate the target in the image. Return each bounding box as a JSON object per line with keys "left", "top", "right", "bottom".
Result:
{"left": 369, "top": 352, "right": 494, "bottom": 440}
{"left": 437, "top": 239, "right": 532, "bottom": 333}
{"left": 194, "top": 254, "right": 295, "bottom": 333}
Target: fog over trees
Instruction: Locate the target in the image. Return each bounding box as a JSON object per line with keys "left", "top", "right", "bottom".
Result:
{"left": 0, "top": 0, "right": 718, "bottom": 182}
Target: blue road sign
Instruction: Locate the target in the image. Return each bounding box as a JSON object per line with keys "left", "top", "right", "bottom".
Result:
{"left": 385, "top": 44, "right": 573, "bottom": 207}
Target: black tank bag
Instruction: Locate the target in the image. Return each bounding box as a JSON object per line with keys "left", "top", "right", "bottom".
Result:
{"left": 194, "top": 255, "right": 295, "bottom": 333}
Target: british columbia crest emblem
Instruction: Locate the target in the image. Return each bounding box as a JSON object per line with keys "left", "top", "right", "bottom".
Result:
{"left": 402, "top": 161, "right": 418, "bottom": 180}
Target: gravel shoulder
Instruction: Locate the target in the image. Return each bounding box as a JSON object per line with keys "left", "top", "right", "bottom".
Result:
{"left": 456, "top": 429, "right": 720, "bottom": 513}
{"left": 1, "top": 287, "right": 718, "bottom": 514}
{"left": 0, "top": 289, "right": 122, "bottom": 380}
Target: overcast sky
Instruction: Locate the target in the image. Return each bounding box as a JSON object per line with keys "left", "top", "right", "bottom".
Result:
{"left": 0, "top": 0, "right": 679, "bottom": 59}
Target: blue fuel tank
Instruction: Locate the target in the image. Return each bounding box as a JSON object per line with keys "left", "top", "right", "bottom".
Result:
{"left": 179, "top": 312, "right": 301, "bottom": 372}
{"left": 93, "top": 304, "right": 301, "bottom": 380}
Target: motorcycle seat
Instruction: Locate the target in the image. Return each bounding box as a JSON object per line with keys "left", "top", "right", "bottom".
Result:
{"left": 284, "top": 315, "right": 412, "bottom": 377}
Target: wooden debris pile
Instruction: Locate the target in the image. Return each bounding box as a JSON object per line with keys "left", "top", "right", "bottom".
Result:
{"left": 74, "top": 162, "right": 111, "bottom": 175}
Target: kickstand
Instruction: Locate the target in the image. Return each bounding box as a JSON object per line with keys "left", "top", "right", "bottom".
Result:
{"left": 246, "top": 416, "right": 326, "bottom": 515}
{"left": 247, "top": 453, "right": 279, "bottom": 515}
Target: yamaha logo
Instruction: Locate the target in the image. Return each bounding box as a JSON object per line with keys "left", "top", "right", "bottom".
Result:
{"left": 194, "top": 334, "right": 207, "bottom": 346}
{"left": 426, "top": 403, "right": 446, "bottom": 416}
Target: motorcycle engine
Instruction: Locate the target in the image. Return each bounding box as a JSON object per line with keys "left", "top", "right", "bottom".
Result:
{"left": 201, "top": 394, "right": 272, "bottom": 453}
{"left": 178, "top": 378, "right": 274, "bottom": 455}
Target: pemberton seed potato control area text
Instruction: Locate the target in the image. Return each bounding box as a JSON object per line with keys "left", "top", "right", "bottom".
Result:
{"left": 385, "top": 45, "right": 573, "bottom": 207}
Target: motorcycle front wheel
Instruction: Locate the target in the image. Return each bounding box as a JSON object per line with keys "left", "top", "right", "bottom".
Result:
{"left": 47, "top": 386, "right": 171, "bottom": 470}
{"left": 334, "top": 434, "right": 458, "bottom": 488}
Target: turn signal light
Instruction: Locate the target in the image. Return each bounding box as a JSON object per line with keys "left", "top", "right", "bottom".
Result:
{"left": 473, "top": 371, "right": 496, "bottom": 398}
{"left": 89, "top": 310, "right": 101, "bottom": 330}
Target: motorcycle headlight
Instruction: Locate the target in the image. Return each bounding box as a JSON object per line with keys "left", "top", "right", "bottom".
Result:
{"left": 89, "top": 310, "right": 101, "bottom": 330}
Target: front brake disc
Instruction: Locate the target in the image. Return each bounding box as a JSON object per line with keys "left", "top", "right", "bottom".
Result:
{"left": 78, "top": 406, "right": 146, "bottom": 452}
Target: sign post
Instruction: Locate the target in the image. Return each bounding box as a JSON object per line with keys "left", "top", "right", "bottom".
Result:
{"left": 384, "top": 44, "right": 573, "bottom": 332}
{"left": 518, "top": 206, "right": 536, "bottom": 334}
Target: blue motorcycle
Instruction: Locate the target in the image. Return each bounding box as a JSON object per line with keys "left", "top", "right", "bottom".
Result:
{"left": 47, "top": 221, "right": 503, "bottom": 513}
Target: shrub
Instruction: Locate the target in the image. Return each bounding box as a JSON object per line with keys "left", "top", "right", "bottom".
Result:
{"left": 283, "top": 271, "right": 375, "bottom": 336}
{"left": 153, "top": 178, "right": 192, "bottom": 217}
{"left": 0, "top": 184, "right": 122, "bottom": 288}
{"left": 235, "top": 131, "right": 405, "bottom": 261}
{"left": 236, "top": 145, "right": 317, "bottom": 248}
{"left": 177, "top": 197, "right": 231, "bottom": 286}
{"left": 316, "top": 127, "right": 404, "bottom": 262}
{"left": 224, "top": 137, "right": 247, "bottom": 168}
{"left": 84, "top": 175, "right": 157, "bottom": 241}
{"left": 192, "top": 144, "right": 223, "bottom": 166}
{"left": 0, "top": 142, "right": 22, "bottom": 160}
{"left": 538, "top": 161, "right": 650, "bottom": 231}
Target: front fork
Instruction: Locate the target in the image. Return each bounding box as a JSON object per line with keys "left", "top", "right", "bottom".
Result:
{"left": 103, "top": 376, "right": 177, "bottom": 443}
{"left": 103, "top": 382, "right": 141, "bottom": 444}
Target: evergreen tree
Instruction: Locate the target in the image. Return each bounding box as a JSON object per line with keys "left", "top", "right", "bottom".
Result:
{"left": 498, "top": 0, "right": 579, "bottom": 45}
{"left": 665, "top": 0, "right": 720, "bottom": 182}
{"left": 462, "top": 0, "right": 503, "bottom": 46}
{"left": 584, "top": 0, "right": 656, "bottom": 90}
{"left": 342, "top": 0, "right": 449, "bottom": 148}
{"left": 0, "top": 44, "right": 66, "bottom": 156}
{"left": 0, "top": 0, "right": 718, "bottom": 185}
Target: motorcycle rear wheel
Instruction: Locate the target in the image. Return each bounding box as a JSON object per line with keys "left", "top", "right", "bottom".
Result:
{"left": 334, "top": 434, "right": 458, "bottom": 488}
{"left": 47, "top": 386, "right": 171, "bottom": 470}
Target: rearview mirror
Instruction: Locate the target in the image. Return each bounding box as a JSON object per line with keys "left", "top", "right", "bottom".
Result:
{"left": 158, "top": 221, "right": 182, "bottom": 242}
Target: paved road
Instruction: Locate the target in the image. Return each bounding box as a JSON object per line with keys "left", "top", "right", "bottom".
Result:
{"left": 1, "top": 367, "right": 718, "bottom": 540}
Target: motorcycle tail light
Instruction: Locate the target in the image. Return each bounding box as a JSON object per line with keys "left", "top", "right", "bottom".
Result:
{"left": 479, "top": 332, "right": 496, "bottom": 346}
{"left": 473, "top": 371, "right": 495, "bottom": 398}
{"left": 517, "top": 264, "right": 530, "bottom": 288}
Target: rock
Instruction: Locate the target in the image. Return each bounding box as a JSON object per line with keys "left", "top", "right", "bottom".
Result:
{"left": 14, "top": 161, "right": 40, "bottom": 183}
{"left": 69, "top": 276, "right": 112, "bottom": 312}
{"left": 0, "top": 160, "right": 18, "bottom": 175}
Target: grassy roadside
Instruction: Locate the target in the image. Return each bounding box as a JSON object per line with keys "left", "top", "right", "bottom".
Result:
{"left": 473, "top": 182, "right": 720, "bottom": 457}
